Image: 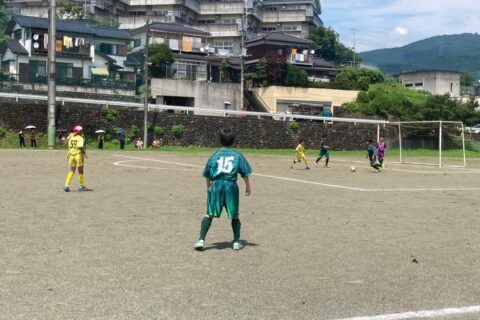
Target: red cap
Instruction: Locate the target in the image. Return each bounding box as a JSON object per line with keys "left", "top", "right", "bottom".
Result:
{"left": 73, "top": 125, "right": 83, "bottom": 136}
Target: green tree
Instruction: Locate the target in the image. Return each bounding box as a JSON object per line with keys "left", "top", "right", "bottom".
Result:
{"left": 308, "top": 26, "right": 360, "bottom": 66}
{"left": 148, "top": 43, "right": 174, "bottom": 66}
{"left": 246, "top": 58, "right": 268, "bottom": 87}
{"left": 58, "top": 2, "right": 84, "bottom": 20}
{"left": 0, "top": 10, "right": 11, "bottom": 42}
{"left": 284, "top": 65, "right": 309, "bottom": 87}
{"left": 460, "top": 72, "right": 474, "bottom": 87}
{"left": 265, "top": 49, "right": 286, "bottom": 85}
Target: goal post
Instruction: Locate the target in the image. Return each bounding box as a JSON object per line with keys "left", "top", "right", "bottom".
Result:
{"left": 387, "top": 121, "right": 466, "bottom": 168}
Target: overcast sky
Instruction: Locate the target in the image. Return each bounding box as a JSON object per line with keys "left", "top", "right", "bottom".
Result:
{"left": 321, "top": 0, "right": 480, "bottom": 52}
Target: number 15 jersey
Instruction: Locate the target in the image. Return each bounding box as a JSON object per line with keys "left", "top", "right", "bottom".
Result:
{"left": 203, "top": 148, "right": 252, "bottom": 181}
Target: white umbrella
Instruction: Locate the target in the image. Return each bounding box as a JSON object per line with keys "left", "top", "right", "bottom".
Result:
{"left": 95, "top": 130, "right": 106, "bottom": 134}
{"left": 25, "top": 125, "right": 36, "bottom": 130}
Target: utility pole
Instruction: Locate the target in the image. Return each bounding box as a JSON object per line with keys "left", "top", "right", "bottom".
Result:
{"left": 143, "top": 18, "right": 149, "bottom": 148}
{"left": 240, "top": 1, "right": 249, "bottom": 111}
{"left": 351, "top": 28, "right": 357, "bottom": 67}
{"left": 47, "top": 0, "right": 56, "bottom": 148}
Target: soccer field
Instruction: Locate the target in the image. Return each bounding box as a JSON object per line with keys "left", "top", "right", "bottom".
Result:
{"left": 1, "top": 150, "right": 480, "bottom": 320}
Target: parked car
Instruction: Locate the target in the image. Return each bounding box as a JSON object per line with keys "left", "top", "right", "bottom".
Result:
{"left": 468, "top": 124, "right": 480, "bottom": 134}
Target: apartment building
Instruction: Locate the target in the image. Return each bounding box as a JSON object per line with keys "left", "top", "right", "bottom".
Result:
{"left": 4, "top": 0, "right": 322, "bottom": 57}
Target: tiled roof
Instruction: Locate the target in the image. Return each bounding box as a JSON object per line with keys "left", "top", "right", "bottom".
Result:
{"left": 7, "top": 15, "right": 132, "bottom": 40}
{"left": 0, "top": 39, "right": 29, "bottom": 55}
{"left": 245, "top": 32, "right": 313, "bottom": 47}
{"left": 132, "top": 22, "right": 210, "bottom": 36}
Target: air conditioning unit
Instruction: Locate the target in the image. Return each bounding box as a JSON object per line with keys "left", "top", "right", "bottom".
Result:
{"left": 296, "top": 26, "right": 302, "bottom": 31}
{"left": 167, "top": 10, "right": 174, "bottom": 16}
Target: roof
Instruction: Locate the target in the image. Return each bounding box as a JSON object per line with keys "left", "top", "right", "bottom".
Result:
{"left": 130, "top": 22, "right": 210, "bottom": 37}
{"left": 6, "top": 15, "right": 132, "bottom": 40}
{"left": 245, "top": 32, "right": 313, "bottom": 48}
{"left": 0, "top": 40, "right": 29, "bottom": 55}
{"left": 398, "top": 70, "right": 462, "bottom": 76}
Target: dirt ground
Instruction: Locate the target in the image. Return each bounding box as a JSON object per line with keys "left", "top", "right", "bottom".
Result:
{"left": 1, "top": 149, "right": 479, "bottom": 320}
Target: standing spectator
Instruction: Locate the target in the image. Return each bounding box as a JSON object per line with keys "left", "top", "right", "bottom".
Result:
{"left": 135, "top": 138, "right": 143, "bottom": 149}
{"left": 30, "top": 130, "right": 37, "bottom": 149}
{"left": 18, "top": 130, "right": 26, "bottom": 148}
{"left": 119, "top": 135, "right": 125, "bottom": 150}
{"left": 98, "top": 134, "right": 104, "bottom": 149}
{"left": 152, "top": 138, "right": 160, "bottom": 149}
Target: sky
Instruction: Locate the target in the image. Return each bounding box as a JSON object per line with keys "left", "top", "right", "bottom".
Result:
{"left": 321, "top": 0, "right": 480, "bottom": 52}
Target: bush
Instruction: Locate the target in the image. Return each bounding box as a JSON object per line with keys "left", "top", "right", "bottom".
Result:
{"left": 0, "top": 126, "right": 6, "bottom": 138}
{"left": 289, "top": 120, "right": 299, "bottom": 131}
{"left": 128, "top": 125, "right": 139, "bottom": 141}
{"left": 171, "top": 124, "right": 185, "bottom": 139}
{"left": 102, "top": 108, "right": 118, "bottom": 122}
{"left": 154, "top": 126, "right": 165, "bottom": 137}
{"left": 284, "top": 65, "right": 309, "bottom": 87}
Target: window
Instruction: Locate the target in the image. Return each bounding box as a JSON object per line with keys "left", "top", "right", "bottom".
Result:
{"left": 13, "top": 29, "right": 22, "bottom": 41}
{"left": 57, "top": 62, "right": 73, "bottom": 80}
{"left": 172, "top": 60, "right": 207, "bottom": 80}
{"left": 28, "top": 60, "right": 47, "bottom": 82}
{"left": 261, "top": 27, "right": 277, "bottom": 32}
{"left": 213, "top": 41, "right": 233, "bottom": 50}
{"left": 95, "top": 43, "right": 117, "bottom": 55}
{"left": 133, "top": 38, "right": 141, "bottom": 47}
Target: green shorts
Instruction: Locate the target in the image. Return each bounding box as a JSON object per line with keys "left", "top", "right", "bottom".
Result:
{"left": 207, "top": 180, "right": 239, "bottom": 219}
{"left": 319, "top": 150, "right": 329, "bottom": 157}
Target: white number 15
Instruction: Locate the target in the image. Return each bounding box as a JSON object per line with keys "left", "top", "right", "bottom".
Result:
{"left": 216, "top": 156, "right": 235, "bottom": 174}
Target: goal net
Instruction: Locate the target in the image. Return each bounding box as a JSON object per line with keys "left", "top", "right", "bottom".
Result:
{"left": 386, "top": 121, "right": 466, "bottom": 168}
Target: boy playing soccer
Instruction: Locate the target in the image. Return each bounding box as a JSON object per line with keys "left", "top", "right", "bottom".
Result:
{"left": 291, "top": 139, "right": 310, "bottom": 170}
{"left": 376, "top": 136, "right": 387, "bottom": 168}
{"left": 366, "top": 138, "right": 383, "bottom": 172}
{"left": 64, "top": 125, "right": 91, "bottom": 192}
{"left": 194, "top": 128, "right": 252, "bottom": 251}
{"left": 315, "top": 134, "right": 330, "bottom": 167}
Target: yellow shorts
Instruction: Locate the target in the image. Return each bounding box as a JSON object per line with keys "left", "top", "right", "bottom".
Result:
{"left": 68, "top": 154, "right": 84, "bottom": 168}
{"left": 296, "top": 154, "right": 306, "bottom": 162}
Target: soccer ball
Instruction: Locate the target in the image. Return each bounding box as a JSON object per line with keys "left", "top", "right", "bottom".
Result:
{"left": 350, "top": 166, "right": 356, "bottom": 172}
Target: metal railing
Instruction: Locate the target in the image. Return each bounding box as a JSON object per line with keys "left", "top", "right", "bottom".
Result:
{"left": 0, "top": 91, "right": 390, "bottom": 125}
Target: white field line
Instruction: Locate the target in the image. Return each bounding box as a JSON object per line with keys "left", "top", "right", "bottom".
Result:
{"left": 113, "top": 160, "right": 199, "bottom": 172}
{"left": 113, "top": 155, "right": 480, "bottom": 192}
{"left": 319, "top": 159, "right": 480, "bottom": 174}
{"left": 332, "top": 305, "right": 480, "bottom": 320}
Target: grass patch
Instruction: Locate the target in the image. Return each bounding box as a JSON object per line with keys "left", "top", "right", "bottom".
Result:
{"left": 1, "top": 131, "right": 479, "bottom": 159}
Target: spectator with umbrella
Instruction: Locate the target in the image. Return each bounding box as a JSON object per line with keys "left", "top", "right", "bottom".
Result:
{"left": 25, "top": 125, "right": 37, "bottom": 148}
{"left": 95, "top": 130, "right": 106, "bottom": 149}
{"left": 116, "top": 129, "right": 126, "bottom": 150}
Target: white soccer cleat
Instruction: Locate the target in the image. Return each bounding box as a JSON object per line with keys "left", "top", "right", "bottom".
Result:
{"left": 233, "top": 242, "right": 243, "bottom": 250}
{"left": 194, "top": 239, "right": 205, "bottom": 250}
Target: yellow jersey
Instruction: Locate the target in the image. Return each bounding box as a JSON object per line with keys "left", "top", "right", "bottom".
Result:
{"left": 67, "top": 133, "right": 85, "bottom": 157}
{"left": 296, "top": 144, "right": 305, "bottom": 156}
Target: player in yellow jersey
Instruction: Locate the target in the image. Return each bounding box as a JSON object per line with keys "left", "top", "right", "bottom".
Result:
{"left": 64, "top": 125, "right": 91, "bottom": 192}
{"left": 291, "top": 139, "right": 310, "bottom": 170}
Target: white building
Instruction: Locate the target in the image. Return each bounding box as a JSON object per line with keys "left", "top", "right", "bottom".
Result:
{"left": 399, "top": 70, "right": 461, "bottom": 97}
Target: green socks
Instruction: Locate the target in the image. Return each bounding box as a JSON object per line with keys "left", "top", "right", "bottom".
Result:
{"left": 231, "top": 219, "right": 241, "bottom": 242}
{"left": 199, "top": 217, "right": 212, "bottom": 240}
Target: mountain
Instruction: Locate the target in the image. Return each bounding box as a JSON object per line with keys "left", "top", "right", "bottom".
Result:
{"left": 359, "top": 33, "right": 480, "bottom": 79}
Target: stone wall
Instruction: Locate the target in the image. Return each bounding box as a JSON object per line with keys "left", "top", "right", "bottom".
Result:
{"left": 0, "top": 102, "right": 387, "bottom": 150}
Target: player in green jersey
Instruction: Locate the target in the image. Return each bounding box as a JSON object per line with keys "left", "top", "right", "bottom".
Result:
{"left": 366, "top": 138, "right": 383, "bottom": 172}
{"left": 315, "top": 134, "right": 330, "bottom": 167}
{"left": 194, "top": 128, "right": 252, "bottom": 251}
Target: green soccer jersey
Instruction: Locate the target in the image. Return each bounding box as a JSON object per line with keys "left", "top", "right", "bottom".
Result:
{"left": 203, "top": 148, "right": 252, "bottom": 181}
{"left": 367, "top": 144, "right": 376, "bottom": 161}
